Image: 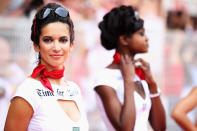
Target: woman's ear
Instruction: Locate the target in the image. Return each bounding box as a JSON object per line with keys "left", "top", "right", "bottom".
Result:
{"left": 33, "top": 43, "right": 40, "bottom": 52}
{"left": 119, "top": 35, "right": 128, "bottom": 46}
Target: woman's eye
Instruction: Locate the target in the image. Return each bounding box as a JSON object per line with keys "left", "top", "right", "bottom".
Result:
{"left": 43, "top": 37, "right": 52, "bottom": 43}
{"left": 140, "top": 32, "right": 144, "bottom": 36}
{"left": 60, "top": 38, "right": 68, "bottom": 43}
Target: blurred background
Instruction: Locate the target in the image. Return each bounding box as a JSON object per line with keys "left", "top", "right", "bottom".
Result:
{"left": 0, "top": 0, "right": 197, "bottom": 130}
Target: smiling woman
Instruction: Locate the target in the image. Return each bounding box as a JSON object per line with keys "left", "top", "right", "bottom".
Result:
{"left": 4, "top": 3, "right": 89, "bottom": 131}
{"left": 35, "top": 22, "right": 72, "bottom": 71}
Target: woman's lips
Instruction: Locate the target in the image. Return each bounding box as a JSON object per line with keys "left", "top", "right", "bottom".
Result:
{"left": 50, "top": 54, "right": 62, "bottom": 59}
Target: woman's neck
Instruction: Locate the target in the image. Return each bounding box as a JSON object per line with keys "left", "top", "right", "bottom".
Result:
{"left": 39, "top": 62, "right": 64, "bottom": 72}
{"left": 46, "top": 66, "right": 64, "bottom": 72}
{"left": 116, "top": 50, "right": 135, "bottom": 61}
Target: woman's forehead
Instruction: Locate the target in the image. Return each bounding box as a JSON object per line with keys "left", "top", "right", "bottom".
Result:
{"left": 40, "top": 22, "right": 70, "bottom": 36}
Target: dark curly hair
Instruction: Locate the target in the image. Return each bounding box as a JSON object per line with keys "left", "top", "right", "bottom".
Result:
{"left": 98, "top": 5, "right": 144, "bottom": 50}
{"left": 31, "top": 3, "right": 74, "bottom": 46}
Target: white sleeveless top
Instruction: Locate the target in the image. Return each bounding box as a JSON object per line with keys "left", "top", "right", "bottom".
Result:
{"left": 94, "top": 68, "right": 152, "bottom": 131}
{"left": 13, "top": 78, "right": 89, "bottom": 131}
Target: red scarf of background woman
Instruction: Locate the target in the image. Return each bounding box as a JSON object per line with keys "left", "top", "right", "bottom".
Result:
{"left": 31, "top": 64, "right": 64, "bottom": 92}
{"left": 112, "top": 51, "right": 145, "bottom": 80}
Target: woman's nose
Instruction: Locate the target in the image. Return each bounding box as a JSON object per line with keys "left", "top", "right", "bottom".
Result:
{"left": 53, "top": 41, "right": 61, "bottom": 52}
{"left": 145, "top": 35, "right": 149, "bottom": 42}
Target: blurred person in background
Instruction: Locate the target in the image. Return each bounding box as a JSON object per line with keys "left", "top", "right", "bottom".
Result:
{"left": 164, "top": 1, "right": 197, "bottom": 129}
{"left": 0, "top": 37, "right": 16, "bottom": 131}
{"left": 0, "top": 37, "right": 25, "bottom": 91}
{"left": 93, "top": 5, "right": 166, "bottom": 131}
{"left": 1, "top": 0, "right": 37, "bottom": 17}
{"left": 0, "top": 0, "right": 12, "bottom": 15}
{"left": 166, "top": 7, "right": 197, "bottom": 129}
{"left": 0, "top": 79, "right": 12, "bottom": 131}
{"left": 179, "top": 42, "right": 197, "bottom": 96}
{"left": 4, "top": 3, "right": 89, "bottom": 131}
{"left": 23, "top": 0, "right": 44, "bottom": 17}
{"left": 167, "top": 10, "right": 188, "bottom": 30}
{"left": 163, "top": 9, "right": 187, "bottom": 96}
{"left": 171, "top": 42, "right": 197, "bottom": 131}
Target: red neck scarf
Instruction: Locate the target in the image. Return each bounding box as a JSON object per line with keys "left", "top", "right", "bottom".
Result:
{"left": 31, "top": 64, "right": 65, "bottom": 92}
{"left": 112, "top": 51, "right": 145, "bottom": 80}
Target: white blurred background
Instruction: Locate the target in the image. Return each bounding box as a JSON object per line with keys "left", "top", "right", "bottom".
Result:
{"left": 1, "top": 0, "right": 197, "bottom": 130}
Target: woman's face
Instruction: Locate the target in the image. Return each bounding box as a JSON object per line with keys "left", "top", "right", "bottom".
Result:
{"left": 125, "top": 28, "right": 149, "bottom": 54}
{"left": 34, "top": 22, "right": 73, "bottom": 71}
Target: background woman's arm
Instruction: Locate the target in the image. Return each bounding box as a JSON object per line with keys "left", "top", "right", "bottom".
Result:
{"left": 171, "top": 87, "right": 197, "bottom": 131}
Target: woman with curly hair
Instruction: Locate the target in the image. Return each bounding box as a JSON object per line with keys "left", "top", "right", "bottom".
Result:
{"left": 94, "top": 5, "right": 166, "bottom": 131}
